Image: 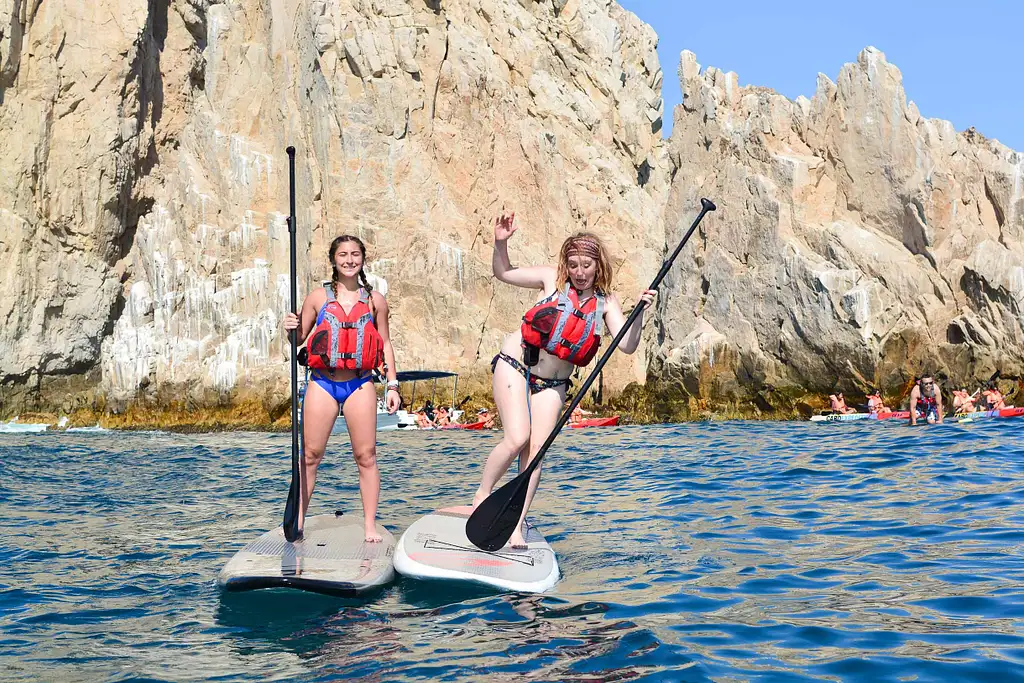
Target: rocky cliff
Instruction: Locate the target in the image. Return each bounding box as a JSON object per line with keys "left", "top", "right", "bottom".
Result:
{"left": 2, "top": 1, "right": 1022, "bottom": 426}
{"left": 655, "top": 47, "right": 1023, "bottom": 416}
{"left": 0, "top": 0, "right": 666, "bottom": 422}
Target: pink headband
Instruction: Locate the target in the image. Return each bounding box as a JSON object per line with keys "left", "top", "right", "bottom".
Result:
{"left": 566, "top": 237, "right": 601, "bottom": 260}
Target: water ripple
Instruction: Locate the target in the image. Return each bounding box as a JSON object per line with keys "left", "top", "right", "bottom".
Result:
{"left": 1, "top": 419, "right": 1022, "bottom": 681}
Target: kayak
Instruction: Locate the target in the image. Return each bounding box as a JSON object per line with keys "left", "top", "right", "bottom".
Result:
{"left": 570, "top": 416, "right": 620, "bottom": 428}
{"left": 810, "top": 411, "right": 909, "bottom": 423}
{"left": 956, "top": 406, "right": 1024, "bottom": 421}
{"left": 441, "top": 420, "right": 489, "bottom": 430}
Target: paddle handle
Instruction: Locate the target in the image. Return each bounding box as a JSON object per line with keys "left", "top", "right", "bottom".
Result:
{"left": 283, "top": 146, "right": 301, "bottom": 542}
{"left": 520, "top": 198, "right": 717, "bottom": 479}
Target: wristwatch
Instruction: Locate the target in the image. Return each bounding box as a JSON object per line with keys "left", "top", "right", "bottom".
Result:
{"left": 386, "top": 380, "right": 400, "bottom": 390}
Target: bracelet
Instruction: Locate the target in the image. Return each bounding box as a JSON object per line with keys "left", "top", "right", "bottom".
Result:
{"left": 386, "top": 380, "right": 400, "bottom": 390}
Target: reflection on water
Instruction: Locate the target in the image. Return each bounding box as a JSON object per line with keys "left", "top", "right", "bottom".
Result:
{"left": 1, "top": 420, "right": 1022, "bottom": 681}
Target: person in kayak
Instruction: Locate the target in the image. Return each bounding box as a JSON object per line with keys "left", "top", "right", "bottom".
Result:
{"left": 909, "top": 374, "right": 943, "bottom": 425}
{"left": 981, "top": 382, "right": 1011, "bottom": 411}
{"left": 472, "top": 210, "right": 655, "bottom": 548}
{"left": 477, "top": 408, "right": 496, "bottom": 430}
{"left": 828, "top": 391, "right": 858, "bottom": 414}
{"left": 866, "top": 388, "right": 890, "bottom": 414}
{"left": 952, "top": 387, "right": 979, "bottom": 415}
{"left": 283, "top": 234, "right": 401, "bottom": 542}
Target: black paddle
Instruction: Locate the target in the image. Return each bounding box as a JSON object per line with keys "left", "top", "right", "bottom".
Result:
{"left": 466, "top": 198, "right": 717, "bottom": 551}
{"left": 282, "top": 146, "right": 302, "bottom": 542}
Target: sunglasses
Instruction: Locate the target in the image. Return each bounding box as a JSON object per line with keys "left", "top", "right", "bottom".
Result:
{"left": 922, "top": 381, "right": 934, "bottom": 386}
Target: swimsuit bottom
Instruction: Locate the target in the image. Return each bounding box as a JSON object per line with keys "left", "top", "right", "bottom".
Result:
{"left": 491, "top": 352, "right": 570, "bottom": 395}
{"left": 309, "top": 372, "right": 372, "bottom": 406}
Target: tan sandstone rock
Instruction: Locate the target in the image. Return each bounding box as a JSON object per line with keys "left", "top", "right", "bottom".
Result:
{"left": 660, "top": 47, "right": 1024, "bottom": 410}
{"left": 0, "top": 0, "right": 666, "bottom": 418}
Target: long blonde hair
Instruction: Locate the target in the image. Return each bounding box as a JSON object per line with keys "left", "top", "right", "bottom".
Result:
{"left": 556, "top": 232, "right": 613, "bottom": 294}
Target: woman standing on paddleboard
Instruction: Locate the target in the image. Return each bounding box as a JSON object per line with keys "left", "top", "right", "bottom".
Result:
{"left": 283, "top": 235, "right": 401, "bottom": 542}
{"left": 472, "top": 212, "right": 655, "bottom": 548}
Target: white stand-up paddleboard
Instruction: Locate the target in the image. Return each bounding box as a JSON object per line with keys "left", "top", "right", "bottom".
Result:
{"left": 219, "top": 513, "right": 395, "bottom": 596}
{"left": 394, "top": 506, "right": 559, "bottom": 593}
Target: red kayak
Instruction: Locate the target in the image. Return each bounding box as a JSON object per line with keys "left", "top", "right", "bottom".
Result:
{"left": 441, "top": 420, "right": 488, "bottom": 430}
{"left": 874, "top": 410, "right": 910, "bottom": 421}
{"left": 570, "top": 416, "right": 620, "bottom": 428}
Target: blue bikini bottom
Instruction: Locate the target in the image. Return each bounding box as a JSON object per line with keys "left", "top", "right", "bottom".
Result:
{"left": 309, "top": 372, "right": 372, "bottom": 406}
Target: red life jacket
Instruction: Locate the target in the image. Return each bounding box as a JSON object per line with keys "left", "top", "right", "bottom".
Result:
{"left": 305, "top": 287, "right": 384, "bottom": 372}
{"left": 521, "top": 285, "right": 605, "bottom": 366}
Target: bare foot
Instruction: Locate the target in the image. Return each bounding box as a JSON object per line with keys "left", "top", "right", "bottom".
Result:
{"left": 364, "top": 527, "right": 383, "bottom": 543}
{"left": 471, "top": 487, "right": 491, "bottom": 510}
{"left": 507, "top": 530, "right": 528, "bottom": 550}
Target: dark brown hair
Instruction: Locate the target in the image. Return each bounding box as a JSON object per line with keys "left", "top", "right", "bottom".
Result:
{"left": 329, "top": 234, "right": 373, "bottom": 293}
{"left": 329, "top": 235, "right": 376, "bottom": 316}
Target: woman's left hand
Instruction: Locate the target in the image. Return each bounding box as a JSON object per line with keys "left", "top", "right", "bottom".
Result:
{"left": 638, "top": 288, "right": 658, "bottom": 308}
{"left": 386, "top": 389, "right": 401, "bottom": 414}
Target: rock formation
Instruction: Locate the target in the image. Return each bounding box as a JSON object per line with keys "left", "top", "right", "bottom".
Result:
{"left": 1, "top": 0, "right": 1022, "bottom": 425}
{"left": 657, "top": 47, "right": 1024, "bottom": 414}
{"left": 0, "top": 0, "right": 666, "bottom": 421}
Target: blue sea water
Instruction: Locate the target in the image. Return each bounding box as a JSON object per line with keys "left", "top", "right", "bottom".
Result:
{"left": 1, "top": 419, "right": 1022, "bottom": 682}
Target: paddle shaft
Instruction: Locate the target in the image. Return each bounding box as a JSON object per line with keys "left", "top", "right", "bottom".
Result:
{"left": 513, "top": 199, "right": 716, "bottom": 484}
{"left": 283, "top": 146, "right": 301, "bottom": 542}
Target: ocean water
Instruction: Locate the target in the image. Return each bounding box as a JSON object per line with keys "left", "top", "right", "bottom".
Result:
{"left": 1, "top": 419, "right": 1022, "bottom": 682}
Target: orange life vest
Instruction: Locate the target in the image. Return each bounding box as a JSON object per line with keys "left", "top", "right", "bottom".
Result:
{"left": 521, "top": 285, "right": 604, "bottom": 367}
{"left": 305, "top": 287, "right": 384, "bottom": 372}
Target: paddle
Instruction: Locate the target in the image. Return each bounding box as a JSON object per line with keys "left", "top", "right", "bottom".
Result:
{"left": 466, "top": 198, "right": 717, "bottom": 551}
{"left": 282, "top": 146, "right": 302, "bottom": 542}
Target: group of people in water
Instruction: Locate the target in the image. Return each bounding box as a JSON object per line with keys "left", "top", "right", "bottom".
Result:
{"left": 828, "top": 375, "right": 1014, "bottom": 425}
{"left": 283, "top": 214, "right": 652, "bottom": 546}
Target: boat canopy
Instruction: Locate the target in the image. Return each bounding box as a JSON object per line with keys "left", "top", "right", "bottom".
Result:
{"left": 396, "top": 370, "right": 458, "bottom": 382}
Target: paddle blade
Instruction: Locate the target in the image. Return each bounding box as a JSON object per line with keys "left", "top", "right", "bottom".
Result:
{"left": 466, "top": 472, "right": 531, "bottom": 551}
{"left": 282, "top": 472, "right": 301, "bottom": 542}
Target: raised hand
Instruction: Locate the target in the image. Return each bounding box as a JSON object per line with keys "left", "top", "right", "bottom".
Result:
{"left": 494, "top": 210, "right": 517, "bottom": 242}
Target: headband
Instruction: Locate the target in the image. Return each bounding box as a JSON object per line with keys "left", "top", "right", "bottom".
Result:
{"left": 566, "top": 237, "right": 601, "bottom": 260}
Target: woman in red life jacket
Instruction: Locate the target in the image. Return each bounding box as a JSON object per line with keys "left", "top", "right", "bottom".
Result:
{"left": 828, "top": 391, "right": 857, "bottom": 414}
{"left": 866, "top": 389, "right": 890, "bottom": 414}
{"left": 282, "top": 235, "right": 401, "bottom": 543}
{"left": 472, "top": 211, "right": 656, "bottom": 549}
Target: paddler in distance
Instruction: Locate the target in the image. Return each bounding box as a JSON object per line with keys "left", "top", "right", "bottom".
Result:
{"left": 866, "top": 388, "right": 890, "bottom": 414}
{"left": 981, "top": 382, "right": 1013, "bottom": 411}
{"left": 828, "top": 390, "right": 858, "bottom": 414}
{"left": 952, "top": 387, "right": 978, "bottom": 415}
{"left": 472, "top": 210, "right": 655, "bottom": 549}
{"left": 909, "top": 374, "right": 943, "bottom": 425}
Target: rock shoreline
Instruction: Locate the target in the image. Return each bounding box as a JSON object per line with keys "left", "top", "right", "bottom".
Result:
{"left": 2, "top": 1, "right": 1022, "bottom": 423}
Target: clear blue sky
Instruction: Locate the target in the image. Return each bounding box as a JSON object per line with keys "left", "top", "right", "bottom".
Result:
{"left": 617, "top": 0, "right": 1022, "bottom": 151}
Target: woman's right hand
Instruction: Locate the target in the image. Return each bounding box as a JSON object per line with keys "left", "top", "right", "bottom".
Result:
{"left": 494, "top": 210, "right": 517, "bottom": 242}
{"left": 283, "top": 312, "right": 300, "bottom": 332}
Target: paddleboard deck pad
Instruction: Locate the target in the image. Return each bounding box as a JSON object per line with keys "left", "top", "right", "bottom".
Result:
{"left": 218, "top": 514, "right": 395, "bottom": 596}
{"left": 394, "top": 506, "right": 559, "bottom": 593}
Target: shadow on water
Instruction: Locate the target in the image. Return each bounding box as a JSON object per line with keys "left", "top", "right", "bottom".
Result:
{"left": 215, "top": 588, "right": 377, "bottom": 636}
